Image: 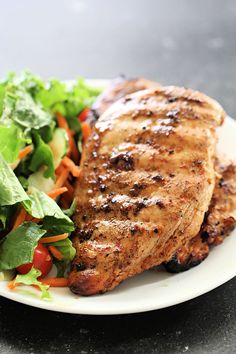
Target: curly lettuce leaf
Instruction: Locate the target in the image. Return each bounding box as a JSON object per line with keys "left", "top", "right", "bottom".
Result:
{"left": 35, "top": 77, "right": 102, "bottom": 119}
{"left": 1, "top": 84, "right": 52, "bottom": 133}
{"left": 0, "top": 222, "right": 46, "bottom": 271}
{"left": 14, "top": 267, "right": 51, "bottom": 300}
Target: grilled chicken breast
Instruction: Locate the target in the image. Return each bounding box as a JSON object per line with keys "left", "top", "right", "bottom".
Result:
{"left": 88, "top": 78, "right": 159, "bottom": 123}
{"left": 165, "top": 161, "right": 236, "bottom": 272}
{"left": 69, "top": 86, "right": 225, "bottom": 295}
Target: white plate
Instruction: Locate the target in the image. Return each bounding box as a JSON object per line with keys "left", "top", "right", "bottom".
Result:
{"left": 0, "top": 80, "right": 236, "bottom": 315}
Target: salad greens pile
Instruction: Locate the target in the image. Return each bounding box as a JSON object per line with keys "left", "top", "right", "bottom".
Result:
{"left": 0, "top": 71, "right": 102, "bottom": 298}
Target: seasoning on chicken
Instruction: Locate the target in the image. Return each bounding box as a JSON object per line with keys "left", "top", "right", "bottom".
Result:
{"left": 69, "top": 86, "right": 225, "bottom": 295}
{"left": 164, "top": 161, "right": 236, "bottom": 273}
{"left": 87, "top": 77, "right": 159, "bottom": 124}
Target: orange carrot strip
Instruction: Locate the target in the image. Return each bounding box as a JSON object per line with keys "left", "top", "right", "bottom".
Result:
{"left": 81, "top": 121, "right": 92, "bottom": 142}
{"left": 25, "top": 213, "right": 40, "bottom": 223}
{"left": 41, "top": 278, "right": 68, "bottom": 287}
{"left": 18, "top": 145, "right": 33, "bottom": 160}
{"left": 12, "top": 208, "right": 27, "bottom": 230}
{"left": 48, "top": 246, "right": 64, "bottom": 260}
{"left": 61, "top": 156, "right": 81, "bottom": 177}
{"left": 55, "top": 164, "right": 65, "bottom": 176}
{"left": 31, "top": 217, "right": 40, "bottom": 223}
{"left": 55, "top": 168, "right": 70, "bottom": 189}
{"left": 47, "top": 187, "right": 68, "bottom": 199}
{"left": 25, "top": 213, "right": 32, "bottom": 221}
{"left": 8, "top": 280, "right": 18, "bottom": 290}
{"left": 39, "top": 233, "right": 68, "bottom": 244}
{"left": 56, "top": 112, "right": 69, "bottom": 130}
{"left": 56, "top": 112, "right": 78, "bottom": 160}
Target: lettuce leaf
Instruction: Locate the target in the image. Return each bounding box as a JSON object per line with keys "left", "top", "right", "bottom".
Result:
{"left": 14, "top": 267, "right": 51, "bottom": 300}
{"left": 0, "top": 124, "right": 25, "bottom": 163}
{"left": 48, "top": 238, "right": 76, "bottom": 277}
{"left": 35, "top": 77, "right": 101, "bottom": 119}
{"left": 23, "top": 188, "right": 74, "bottom": 234}
{"left": 0, "top": 153, "right": 30, "bottom": 206}
{"left": 29, "top": 132, "right": 55, "bottom": 179}
{"left": 0, "top": 222, "right": 46, "bottom": 271}
{"left": 63, "top": 198, "right": 77, "bottom": 217}
{"left": 1, "top": 84, "right": 52, "bottom": 133}
{"left": 0, "top": 82, "right": 6, "bottom": 116}
{"left": 0, "top": 205, "right": 15, "bottom": 232}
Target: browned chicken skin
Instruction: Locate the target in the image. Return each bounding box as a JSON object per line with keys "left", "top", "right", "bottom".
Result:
{"left": 88, "top": 77, "right": 160, "bottom": 124}
{"left": 165, "top": 161, "right": 236, "bottom": 273}
{"left": 69, "top": 86, "right": 225, "bottom": 295}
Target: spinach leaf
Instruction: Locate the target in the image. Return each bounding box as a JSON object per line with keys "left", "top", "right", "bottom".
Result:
{"left": 0, "top": 124, "right": 25, "bottom": 163}
{"left": 0, "top": 153, "right": 30, "bottom": 206}
{"left": 37, "top": 121, "right": 55, "bottom": 143}
{"left": 0, "top": 222, "right": 46, "bottom": 271}
{"left": 23, "top": 188, "right": 74, "bottom": 234}
{"left": 29, "top": 132, "right": 55, "bottom": 179}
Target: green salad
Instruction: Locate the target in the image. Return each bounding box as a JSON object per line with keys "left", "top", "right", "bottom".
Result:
{"left": 0, "top": 71, "right": 102, "bottom": 298}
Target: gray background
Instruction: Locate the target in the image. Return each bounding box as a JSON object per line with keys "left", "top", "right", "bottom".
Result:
{"left": 0, "top": 0, "right": 236, "bottom": 353}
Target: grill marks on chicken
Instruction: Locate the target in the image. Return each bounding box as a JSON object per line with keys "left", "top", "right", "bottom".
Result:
{"left": 89, "top": 77, "right": 160, "bottom": 122}
{"left": 165, "top": 161, "right": 236, "bottom": 273}
{"left": 69, "top": 86, "right": 225, "bottom": 295}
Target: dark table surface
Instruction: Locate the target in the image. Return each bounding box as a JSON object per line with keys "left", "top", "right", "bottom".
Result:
{"left": 0, "top": 0, "right": 236, "bottom": 353}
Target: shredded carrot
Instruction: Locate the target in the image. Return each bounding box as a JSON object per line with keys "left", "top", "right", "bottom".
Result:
{"left": 48, "top": 246, "right": 64, "bottom": 260}
{"left": 55, "top": 164, "right": 64, "bottom": 176}
{"left": 39, "top": 233, "right": 68, "bottom": 244}
{"left": 12, "top": 208, "right": 27, "bottom": 230}
{"left": 8, "top": 278, "right": 68, "bottom": 290}
{"left": 8, "top": 280, "right": 18, "bottom": 290}
{"left": 81, "top": 121, "right": 92, "bottom": 142}
{"left": 56, "top": 112, "right": 80, "bottom": 162}
{"left": 47, "top": 187, "right": 68, "bottom": 199}
{"left": 41, "top": 277, "right": 69, "bottom": 287}
{"left": 56, "top": 112, "right": 69, "bottom": 130}
{"left": 56, "top": 112, "right": 79, "bottom": 162}
{"left": 25, "top": 213, "right": 40, "bottom": 223}
{"left": 61, "top": 156, "right": 81, "bottom": 177}
{"left": 25, "top": 214, "right": 32, "bottom": 221}
{"left": 55, "top": 168, "right": 70, "bottom": 189}
{"left": 18, "top": 145, "right": 33, "bottom": 160}
{"left": 31, "top": 217, "right": 40, "bottom": 223}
